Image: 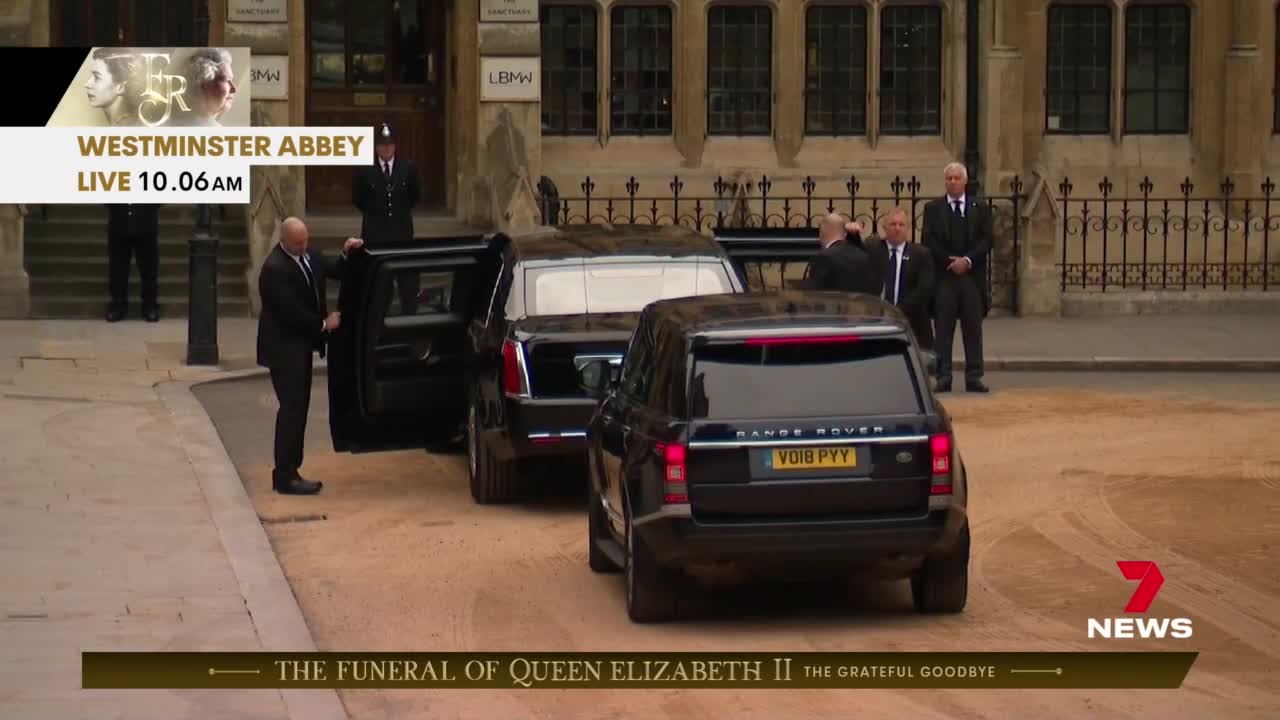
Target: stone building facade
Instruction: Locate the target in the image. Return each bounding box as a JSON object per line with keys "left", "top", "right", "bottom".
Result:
{"left": 0, "top": 0, "right": 1277, "bottom": 319}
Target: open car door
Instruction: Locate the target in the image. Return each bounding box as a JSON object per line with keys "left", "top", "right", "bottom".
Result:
{"left": 711, "top": 228, "right": 821, "bottom": 291}
{"left": 328, "top": 236, "right": 501, "bottom": 453}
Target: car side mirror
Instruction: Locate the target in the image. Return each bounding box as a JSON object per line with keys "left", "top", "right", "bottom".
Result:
{"left": 922, "top": 350, "right": 938, "bottom": 378}
{"left": 578, "top": 358, "right": 620, "bottom": 399}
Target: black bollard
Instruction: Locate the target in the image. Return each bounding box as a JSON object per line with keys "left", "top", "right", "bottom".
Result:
{"left": 185, "top": 204, "right": 219, "bottom": 365}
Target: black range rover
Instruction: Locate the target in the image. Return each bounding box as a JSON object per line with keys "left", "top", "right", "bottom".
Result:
{"left": 324, "top": 224, "right": 752, "bottom": 503}
{"left": 579, "top": 291, "right": 969, "bottom": 622}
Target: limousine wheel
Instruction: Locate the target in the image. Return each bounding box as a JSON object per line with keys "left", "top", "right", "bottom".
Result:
{"left": 910, "top": 521, "right": 970, "bottom": 614}
{"left": 468, "top": 402, "right": 522, "bottom": 504}
{"left": 624, "top": 508, "right": 679, "bottom": 622}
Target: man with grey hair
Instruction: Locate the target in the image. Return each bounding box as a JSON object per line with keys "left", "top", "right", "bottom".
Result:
{"left": 921, "top": 162, "right": 992, "bottom": 392}
{"left": 256, "top": 217, "right": 363, "bottom": 495}
{"left": 181, "top": 48, "right": 237, "bottom": 126}
{"left": 802, "top": 213, "right": 882, "bottom": 295}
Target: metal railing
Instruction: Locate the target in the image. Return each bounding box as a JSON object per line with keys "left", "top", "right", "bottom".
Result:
{"left": 537, "top": 174, "right": 1028, "bottom": 312}
{"left": 1059, "top": 176, "right": 1280, "bottom": 292}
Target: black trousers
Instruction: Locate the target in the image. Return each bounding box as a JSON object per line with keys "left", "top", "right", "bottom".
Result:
{"left": 905, "top": 309, "right": 935, "bottom": 351}
{"left": 269, "top": 354, "right": 313, "bottom": 480}
{"left": 108, "top": 231, "right": 158, "bottom": 311}
{"left": 933, "top": 273, "right": 984, "bottom": 381}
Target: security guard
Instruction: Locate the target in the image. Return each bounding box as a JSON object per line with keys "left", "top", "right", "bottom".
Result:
{"left": 353, "top": 122, "right": 421, "bottom": 312}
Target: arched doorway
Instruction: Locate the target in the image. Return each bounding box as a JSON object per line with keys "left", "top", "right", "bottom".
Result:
{"left": 305, "top": 0, "right": 447, "bottom": 210}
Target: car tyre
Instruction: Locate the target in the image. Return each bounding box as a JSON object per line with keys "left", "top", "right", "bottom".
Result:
{"left": 911, "top": 521, "right": 970, "bottom": 614}
{"left": 624, "top": 504, "right": 680, "bottom": 622}
{"left": 468, "top": 402, "right": 523, "bottom": 504}
{"left": 588, "top": 479, "right": 621, "bottom": 574}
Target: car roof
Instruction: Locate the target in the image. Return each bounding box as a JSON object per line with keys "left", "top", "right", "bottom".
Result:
{"left": 507, "top": 224, "right": 727, "bottom": 261}
{"left": 646, "top": 290, "right": 912, "bottom": 338}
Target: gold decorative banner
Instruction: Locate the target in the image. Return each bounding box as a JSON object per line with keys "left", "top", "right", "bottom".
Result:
{"left": 82, "top": 652, "right": 1198, "bottom": 690}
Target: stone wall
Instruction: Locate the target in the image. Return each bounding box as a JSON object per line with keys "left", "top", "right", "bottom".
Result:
{"left": 226, "top": 0, "right": 307, "bottom": 315}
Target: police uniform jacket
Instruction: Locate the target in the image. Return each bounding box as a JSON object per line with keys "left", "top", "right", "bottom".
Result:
{"left": 107, "top": 204, "right": 160, "bottom": 237}
{"left": 353, "top": 157, "right": 420, "bottom": 246}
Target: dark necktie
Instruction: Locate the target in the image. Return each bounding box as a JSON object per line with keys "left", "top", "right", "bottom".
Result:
{"left": 298, "top": 254, "right": 319, "bottom": 307}
{"left": 383, "top": 161, "right": 392, "bottom": 179}
{"left": 952, "top": 199, "right": 963, "bottom": 217}
{"left": 888, "top": 247, "right": 901, "bottom": 305}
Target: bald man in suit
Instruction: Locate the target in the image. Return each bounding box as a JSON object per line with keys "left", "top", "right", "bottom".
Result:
{"left": 257, "top": 217, "right": 364, "bottom": 495}
{"left": 802, "top": 213, "right": 884, "bottom": 296}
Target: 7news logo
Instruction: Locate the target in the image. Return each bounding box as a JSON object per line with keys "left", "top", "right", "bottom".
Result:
{"left": 1087, "top": 561, "right": 1194, "bottom": 639}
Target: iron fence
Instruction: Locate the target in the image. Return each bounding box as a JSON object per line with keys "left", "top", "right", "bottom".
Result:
{"left": 537, "top": 174, "right": 1027, "bottom": 312}
{"left": 1059, "top": 176, "right": 1280, "bottom": 292}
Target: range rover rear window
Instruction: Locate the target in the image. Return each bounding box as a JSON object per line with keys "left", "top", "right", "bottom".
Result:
{"left": 688, "top": 336, "right": 923, "bottom": 419}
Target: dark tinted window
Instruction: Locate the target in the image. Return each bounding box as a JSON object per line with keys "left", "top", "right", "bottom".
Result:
{"left": 689, "top": 338, "right": 922, "bottom": 419}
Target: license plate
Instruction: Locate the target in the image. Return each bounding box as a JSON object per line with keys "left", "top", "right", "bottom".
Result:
{"left": 766, "top": 446, "right": 857, "bottom": 471}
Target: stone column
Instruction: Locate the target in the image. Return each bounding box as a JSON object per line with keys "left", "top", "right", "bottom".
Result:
{"left": 1016, "top": 172, "right": 1063, "bottom": 317}
{"left": 225, "top": 1, "right": 305, "bottom": 315}
{"left": 470, "top": 5, "right": 543, "bottom": 233}
{"left": 676, "top": 1, "right": 707, "bottom": 167}
{"left": 0, "top": 204, "right": 30, "bottom": 318}
{"left": 0, "top": 4, "right": 36, "bottom": 317}
{"left": 1222, "top": 0, "right": 1264, "bottom": 209}
{"left": 982, "top": 0, "right": 1024, "bottom": 194}
{"left": 772, "top": 2, "right": 804, "bottom": 167}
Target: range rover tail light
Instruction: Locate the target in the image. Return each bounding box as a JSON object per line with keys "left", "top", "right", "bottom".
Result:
{"left": 929, "top": 432, "right": 953, "bottom": 495}
{"left": 656, "top": 442, "right": 688, "bottom": 504}
{"left": 502, "top": 339, "right": 528, "bottom": 398}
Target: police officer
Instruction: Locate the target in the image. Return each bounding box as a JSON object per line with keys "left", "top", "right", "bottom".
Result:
{"left": 353, "top": 122, "right": 421, "bottom": 312}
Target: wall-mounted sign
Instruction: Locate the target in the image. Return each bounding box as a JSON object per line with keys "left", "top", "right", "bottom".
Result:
{"left": 480, "top": 0, "right": 538, "bottom": 23}
{"left": 480, "top": 56, "right": 541, "bottom": 102}
{"left": 229, "top": 0, "right": 288, "bottom": 23}
{"left": 251, "top": 55, "right": 289, "bottom": 100}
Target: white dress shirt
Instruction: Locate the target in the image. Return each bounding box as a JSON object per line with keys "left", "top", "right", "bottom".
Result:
{"left": 945, "top": 193, "right": 974, "bottom": 268}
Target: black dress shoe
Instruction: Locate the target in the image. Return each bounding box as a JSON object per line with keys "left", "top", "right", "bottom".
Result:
{"left": 934, "top": 379, "right": 952, "bottom": 393}
{"left": 966, "top": 380, "right": 990, "bottom": 393}
{"left": 143, "top": 307, "right": 159, "bottom": 323}
{"left": 275, "top": 477, "right": 323, "bottom": 495}
{"left": 106, "top": 308, "right": 125, "bottom": 323}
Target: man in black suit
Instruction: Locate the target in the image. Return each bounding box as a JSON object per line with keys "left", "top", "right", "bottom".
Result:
{"left": 803, "top": 213, "right": 883, "bottom": 296}
{"left": 868, "top": 207, "right": 937, "bottom": 350}
{"left": 921, "top": 162, "right": 992, "bottom": 393}
{"left": 353, "top": 121, "right": 421, "bottom": 313}
{"left": 256, "top": 216, "right": 364, "bottom": 495}
{"left": 105, "top": 203, "right": 161, "bottom": 322}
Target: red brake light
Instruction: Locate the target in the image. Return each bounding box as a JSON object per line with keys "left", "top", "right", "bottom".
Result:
{"left": 744, "top": 335, "right": 861, "bottom": 346}
{"left": 658, "top": 442, "right": 688, "bottom": 504}
{"left": 930, "top": 432, "right": 953, "bottom": 495}
{"left": 502, "top": 340, "right": 525, "bottom": 397}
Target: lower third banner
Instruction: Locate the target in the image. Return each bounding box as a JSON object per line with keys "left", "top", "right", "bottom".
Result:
{"left": 81, "top": 652, "right": 1197, "bottom": 690}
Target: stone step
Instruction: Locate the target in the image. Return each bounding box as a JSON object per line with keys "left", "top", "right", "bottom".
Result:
{"left": 24, "top": 237, "right": 251, "bottom": 261}
{"left": 27, "top": 204, "right": 246, "bottom": 223}
{"left": 29, "top": 276, "right": 249, "bottom": 297}
{"left": 25, "top": 255, "right": 248, "bottom": 279}
{"left": 28, "top": 296, "right": 252, "bottom": 319}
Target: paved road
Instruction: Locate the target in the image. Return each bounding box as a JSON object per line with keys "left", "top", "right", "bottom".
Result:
{"left": 195, "top": 373, "right": 1280, "bottom": 720}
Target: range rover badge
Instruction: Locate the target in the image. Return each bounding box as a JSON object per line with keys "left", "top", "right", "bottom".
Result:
{"left": 896, "top": 451, "right": 913, "bottom": 463}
